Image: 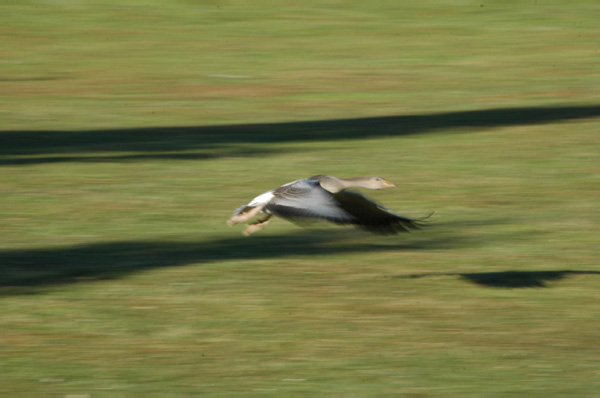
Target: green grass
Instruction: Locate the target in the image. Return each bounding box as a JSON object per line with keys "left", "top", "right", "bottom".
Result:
{"left": 1, "top": 0, "right": 600, "bottom": 396}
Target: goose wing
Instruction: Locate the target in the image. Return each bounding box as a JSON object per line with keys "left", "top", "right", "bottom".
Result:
{"left": 333, "top": 190, "right": 426, "bottom": 235}
{"left": 264, "top": 178, "right": 354, "bottom": 223}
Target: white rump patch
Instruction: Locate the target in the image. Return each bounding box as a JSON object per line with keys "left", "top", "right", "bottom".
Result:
{"left": 248, "top": 190, "right": 275, "bottom": 207}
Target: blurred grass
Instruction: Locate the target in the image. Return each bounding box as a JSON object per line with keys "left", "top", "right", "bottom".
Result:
{"left": 1, "top": 0, "right": 600, "bottom": 396}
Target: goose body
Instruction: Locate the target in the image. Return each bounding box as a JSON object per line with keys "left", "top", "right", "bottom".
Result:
{"left": 227, "top": 175, "right": 427, "bottom": 236}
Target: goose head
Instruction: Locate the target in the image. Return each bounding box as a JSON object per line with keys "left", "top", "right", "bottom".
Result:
{"left": 358, "top": 176, "right": 397, "bottom": 189}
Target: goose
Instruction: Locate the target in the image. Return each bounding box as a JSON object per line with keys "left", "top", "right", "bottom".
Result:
{"left": 227, "top": 174, "right": 429, "bottom": 236}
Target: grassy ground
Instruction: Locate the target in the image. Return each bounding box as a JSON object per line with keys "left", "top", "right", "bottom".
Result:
{"left": 1, "top": 0, "right": 600, "bottom": 396}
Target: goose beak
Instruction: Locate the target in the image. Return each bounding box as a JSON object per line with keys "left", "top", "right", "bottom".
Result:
{"left": 384, "top": 180, "right": 396, "bottom": 188}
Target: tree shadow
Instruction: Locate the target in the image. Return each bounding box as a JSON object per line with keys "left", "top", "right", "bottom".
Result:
{"left": 2, "top": 104, "right": 599, "bottom": 166}
{"left": 398, "top": 270, "right": 600, "bottom": 288}
{"left": 0, "top": 147, "right": 279, "bottom": 166}
{"left": 0, "top": 230, "right": 465, "bottom": 293}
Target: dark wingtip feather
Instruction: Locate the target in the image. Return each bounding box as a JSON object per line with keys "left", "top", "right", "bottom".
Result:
{"left": 334, "top": 190, "right": 434, "bottom": 235}
{"left": 356, "top": 214, "right": 428, "bottom": 235}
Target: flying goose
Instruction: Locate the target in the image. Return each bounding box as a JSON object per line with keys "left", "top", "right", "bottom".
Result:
{"left": 227, "top": 175, "right": 428, "bottom": 236}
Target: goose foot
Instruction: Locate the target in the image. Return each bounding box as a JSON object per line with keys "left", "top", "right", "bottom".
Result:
{"left": 227, "top": 204, "right": 265, "bottom": 226}
{"left": 243, "top": 216, "right": 272, "bottom": 236}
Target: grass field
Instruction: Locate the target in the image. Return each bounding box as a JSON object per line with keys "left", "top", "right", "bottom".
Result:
{"left": 2, "top": 0, "right": 600, "bottom": 396}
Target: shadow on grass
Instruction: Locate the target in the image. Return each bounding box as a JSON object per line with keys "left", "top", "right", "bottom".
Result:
{"left": 0, "top": 230, "right": 463, "bottom": 292}
{"left": 2, "top": 104, "right": 599, "bottom": 165}
{"left": 397, "top": 270, "right": 600, "bottom": 288}
{"left": 3, "top": 220, "right": 592, "bottom": 291}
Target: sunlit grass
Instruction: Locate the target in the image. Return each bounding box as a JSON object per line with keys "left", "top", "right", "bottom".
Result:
{"left": 1, "top": 0, "right": 600, "bottom": 396}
